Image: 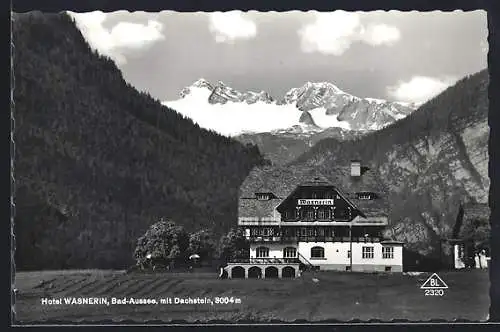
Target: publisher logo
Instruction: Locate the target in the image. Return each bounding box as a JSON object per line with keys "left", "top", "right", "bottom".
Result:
{"left": 420, "top": 273, "right": 448, "bottom": 296}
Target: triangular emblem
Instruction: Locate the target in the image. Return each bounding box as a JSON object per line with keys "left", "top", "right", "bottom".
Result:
{"left": 420, "top": 273, "right": 448, "bottom": 289}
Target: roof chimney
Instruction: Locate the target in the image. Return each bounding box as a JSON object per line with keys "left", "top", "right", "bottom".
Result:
{"left": 351, "top": 160, "right": 361, "bottom": 177}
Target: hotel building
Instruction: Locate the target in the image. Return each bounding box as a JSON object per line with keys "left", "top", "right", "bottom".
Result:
{"left": 224, "top": 161, "right": 404, "bottom": 278}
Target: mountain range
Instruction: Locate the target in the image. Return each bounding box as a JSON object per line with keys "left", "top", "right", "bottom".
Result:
{"left": 165, "top": 78, "right": 419, "bottom": 165}
{"left": 164, "top": 79, "right": 417, "bottom": 130}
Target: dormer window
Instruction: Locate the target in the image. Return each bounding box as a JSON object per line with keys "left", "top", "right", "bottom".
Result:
{"left": 356, "top": 192, "right": 378, "bottom": 200}
{"left": 255, "top": 192, "right": 275, "bottom": 200}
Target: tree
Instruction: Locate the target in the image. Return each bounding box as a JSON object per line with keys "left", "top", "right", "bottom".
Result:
{"left": 217, "top": 228, "right": 250, "bottom": 264}
{"left": 461, "top": 217, "right": 490, "bottom": 255}
{"left": 188, "top": 229, "right": 216, "bottom": 263}
{"left": 133, "top": 219, "right": 189, "bottom": 269}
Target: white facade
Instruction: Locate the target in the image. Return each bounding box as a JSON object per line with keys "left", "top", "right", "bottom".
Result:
{"left": 250, "top": 243, "right": 288, "bottom": 259}
{"left": 454, "top": 244, "right": 466, "bottom": 269}
{"left": 453, "top": 244, "right": 490, "bottom": 269}
{"left": 250, "top": 241, "right": 403, "bottom": 272}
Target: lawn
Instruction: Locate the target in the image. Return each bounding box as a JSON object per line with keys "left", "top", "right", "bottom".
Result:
{"left": 13, "top": 269, "right": 490, "bottom": 324}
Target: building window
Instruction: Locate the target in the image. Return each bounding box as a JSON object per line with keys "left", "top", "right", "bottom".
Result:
{"left": 260, "top": 228, "right": 274, "bottom": 236}
{"left": 251, "top": 228, "right": 262, "bottom": 236}
{"left": 382, "top": 246, "right": 394, "bottom": 259}
{"left": 318, "top": 228, "right": 325, "bottom": 236}
{"left": 318, "top": 208, "right": 331, "bottom": 220}
{"left": 302, "top": 208, "right": 315, "bottom": 220}
{"left": 362, "top": 246, "right": 374, "bottom": 259}
{"left": 256, "top": 194, "right": 270, "bottom": 200}
{"left": 458, "top": 244, "right": 465, "bottom": 259}
{"left": 283, "top": 247, "right": 297, "bottom": 258}
{"left": 357, "top": 193, "right": 371, "bottom": 200}
{"left": 256, "top": 247, "right": 269, "bottom": 258}
{"left": 311, "top": 246, "right": 325, "bottom": 259}
{"left": 356, "top": 192, "right": 378, "bottom": 200}
{"left": 285, "top": 210, "right": 295, "bottom": 219}
{"left": 308, "top": 228, "right": 314, "bottom": 236}
{"left": 347, "top": 250, "right": 351, "bottom": 258}
{"left": 300, "top": 228, "right": 307, "bottom": 236}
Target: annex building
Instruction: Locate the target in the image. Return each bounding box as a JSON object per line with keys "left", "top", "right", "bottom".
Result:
{"left": 443, "top": 202, "right": 490, "bottom": 270}
{"left": 224, "top": 161, "right": 404, "bottom": 279}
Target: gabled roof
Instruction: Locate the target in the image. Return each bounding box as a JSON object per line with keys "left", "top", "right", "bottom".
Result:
{"left": 238, "top": 164, "right": 389, "bottom": 219}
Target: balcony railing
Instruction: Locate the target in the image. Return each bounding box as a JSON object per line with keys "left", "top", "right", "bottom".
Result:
{"left": 238, "top": 217, "right": 281, "bottom": 225}
{"left": 247, "top": 236, "right": 298, "bottom": 243}
{"left": 247, "top": 236, "right": 381, "bottom": 243}
{"left": 228, "top": 258, "right": 300, "bottom": 264}
{"left": 282, "top": 217, "right": 350, "bottom": 222}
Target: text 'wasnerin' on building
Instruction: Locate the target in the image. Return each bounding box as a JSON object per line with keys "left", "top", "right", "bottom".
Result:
{"left": 224, "top": 160, "right": 404, "bottom": 279}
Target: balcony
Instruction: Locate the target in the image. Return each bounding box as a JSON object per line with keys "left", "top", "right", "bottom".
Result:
{"left": 247, "top": 236, "right": 282, "bottom": 243}
{"left": 247, "top": 236, "right": 299, "bottom": 243}
{"left": 229, "top": 258, "right": 300, "bottom": 264}
{"left": 335, "top": 236, "right": 381, "bottom": 243}
{"left": 246, "top": 235, "right": 380, "bottom": 243}
{"left": 281, "top": 236, "right": 299, "bottom": 243}
{"left": 300, "top": 236, "right": 334, "bottom": 242}
{"left": 281, "top": 217, "right": 350, "bottom": 223}
{"left": 238, "top": 217, "right": 281, "bottom": 226}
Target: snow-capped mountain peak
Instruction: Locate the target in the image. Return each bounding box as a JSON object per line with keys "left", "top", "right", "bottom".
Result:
{"left": 164, "top": 78, "right": 418, "bottom": 137}
{"left": 192, "top": 78, "right": 213, "bottom": 89}
{"left": 180, "top": 78, "right": 214, "bottom": 98}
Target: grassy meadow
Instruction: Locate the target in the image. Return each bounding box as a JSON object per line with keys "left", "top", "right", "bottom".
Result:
{"left": 13, "top": 269, "right": 489, "bottom": 324}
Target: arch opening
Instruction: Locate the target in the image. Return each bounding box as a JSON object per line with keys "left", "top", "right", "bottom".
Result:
{"left": 282, "top": 266, "right": 296, "bottom": 278}
{"left": 231, "top": 266, "right": 245, "bottom": 279}
{"left": 248, "top": 266, "right": 262, "bottom": 279}
{"left": 265, "top": 266, "right": 279, "bottom": 278}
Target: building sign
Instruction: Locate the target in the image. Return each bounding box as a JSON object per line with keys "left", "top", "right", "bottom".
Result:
{"left": 297, "top": 199, "right": 334, "bottom": 206}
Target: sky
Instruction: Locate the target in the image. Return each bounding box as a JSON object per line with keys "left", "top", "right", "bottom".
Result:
{"left": 68, "top": 10, "right": 488, "bottom": 105}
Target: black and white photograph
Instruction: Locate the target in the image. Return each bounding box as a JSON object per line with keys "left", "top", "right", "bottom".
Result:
{"left": 12, "top": 8, "right": 491, "bottom": 324}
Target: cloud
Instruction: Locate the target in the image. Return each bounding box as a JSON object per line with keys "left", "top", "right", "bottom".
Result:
{"left": 209, "top": 11, "right": 257, "bottom": 43}
{"left": 298, "top": 11, "right": 401, "bottom": 55}
{"left": 387, "top": 76, "right": 457, "bottom": 104}
{"left": 360, "top": 23, "right": 401, "bottom": 46}
{"left": 67, "top": 11, "right": 165, "bottom": 65}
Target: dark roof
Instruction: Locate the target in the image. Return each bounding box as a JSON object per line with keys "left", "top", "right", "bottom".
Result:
{"left": 238, "top": 165, "right": 389, "bottom": 219}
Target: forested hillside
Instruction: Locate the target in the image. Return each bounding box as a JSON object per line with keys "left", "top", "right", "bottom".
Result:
{"left": 13, "top": 12, "right": 269, "bottom": 270}
{"left": 292, "top": 69, "right": 489, "bottom": 260}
